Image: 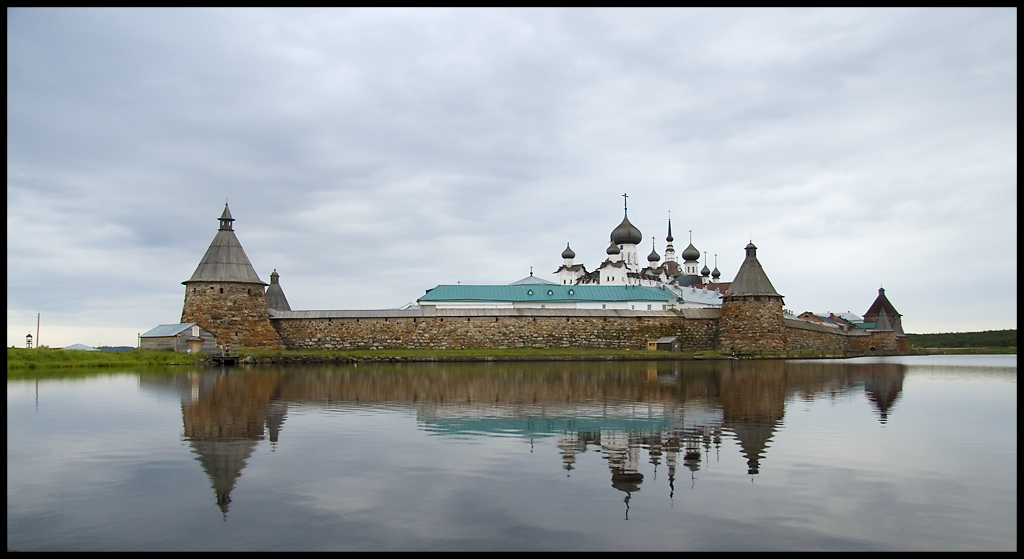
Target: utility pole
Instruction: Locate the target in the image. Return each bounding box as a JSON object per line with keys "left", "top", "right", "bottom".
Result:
{"left": 36, "top": 313, "right": 40, "bottom": 349}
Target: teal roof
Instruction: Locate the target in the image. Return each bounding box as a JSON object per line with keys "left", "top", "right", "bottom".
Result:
{"left": 420, "top": 416, "right": 676, "bottom": 437}
{"left": 418, "top": 284, "right": 677, "bottom": 303}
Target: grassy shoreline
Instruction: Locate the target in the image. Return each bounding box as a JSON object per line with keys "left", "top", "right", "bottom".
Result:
{"left": 7, "top": 346, "right": 1015, "bottom": 374}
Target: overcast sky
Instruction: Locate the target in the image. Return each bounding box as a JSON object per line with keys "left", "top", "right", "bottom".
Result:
{"left": 7, "top": 8, "right": 1017, "bottom": 348}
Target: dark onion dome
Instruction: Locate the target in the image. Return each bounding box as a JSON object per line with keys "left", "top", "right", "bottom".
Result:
{"left": 610, "top": 213, "right": 643, "bottom": 245}
{"left": 666, "top": 219, "right": 674, "bottom": 242}
{"left": 712, "top": 266, "right": 721, "bottom": 279}
{"left": 701, "top": 264, "right": 711, "bottom": 277}
{"left": 606, "top": 241, "right": 621, "bottom": 255}
{"left": 561, "top": 243, "right": 576, "bottom": 260}
{"left": 681, "top": 243, "right": 700, "bottom": 262}
{"left": 648, "top": 248, "right": 660, "bottom": 262}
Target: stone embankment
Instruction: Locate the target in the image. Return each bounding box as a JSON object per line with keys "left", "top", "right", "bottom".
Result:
{"left": 201, "top": 349, "right": 904, "bottom": 366}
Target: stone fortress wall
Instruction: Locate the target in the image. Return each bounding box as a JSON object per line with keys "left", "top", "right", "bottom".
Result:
{"left": 267, "top": 308, "right": 903, "bottom": 352}
{"left": 270, "top": 309, "right": 721, "bottom": 351}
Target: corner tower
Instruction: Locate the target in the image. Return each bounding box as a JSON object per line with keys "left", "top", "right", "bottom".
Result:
{"left": 862, "top": 287, "right": 908, "bottom": 351}
{"left": 717, "top": 243, "right": 787, "bottom": 351}
{"left": 181, "top": 204, "right": 283, "bottom": 349}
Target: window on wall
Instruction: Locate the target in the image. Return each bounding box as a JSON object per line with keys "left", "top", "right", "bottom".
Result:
{"left": 647, "top": 304, "right": 651, "bottom": 310}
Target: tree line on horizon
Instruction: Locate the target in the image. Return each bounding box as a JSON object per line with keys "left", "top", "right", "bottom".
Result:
{"left": 906, "top": 329, "right": 1016, "bottom": 348}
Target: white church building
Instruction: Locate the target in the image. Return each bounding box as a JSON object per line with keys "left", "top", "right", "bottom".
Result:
{"left": 417, "top": 196, "right": 729, "bottom": 311}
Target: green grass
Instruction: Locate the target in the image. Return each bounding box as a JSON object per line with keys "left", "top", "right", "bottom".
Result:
{"left": 7, "top": 347, "right": 206, "bottom": 371}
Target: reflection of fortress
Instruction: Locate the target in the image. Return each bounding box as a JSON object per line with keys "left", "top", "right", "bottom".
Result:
{"left": 178, "top": 372, "right": 285, "bottom": 516}
{"left": 146, "top": 361, "right": 905, "bottom": 516}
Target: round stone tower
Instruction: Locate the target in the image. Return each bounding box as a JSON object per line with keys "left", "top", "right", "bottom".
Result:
{"left": 181, "top": 204, "right": 283, "bottom": 349}
{"left": 717, "top": 243, "right": 787, "bottom": 351}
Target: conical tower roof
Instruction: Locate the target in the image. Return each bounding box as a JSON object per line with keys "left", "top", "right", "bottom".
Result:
{"left": 863, "top": 287, "right": 901, "bottom": 322}
{"left": 265, "top": 270, "right": 291, "bottom": 311}
{"left": 724, "top": 243, "right": 782, "bottom": 298}
{"left": 184, "top": 204, "right": 267, "bottom": 285}
{"left": 872, "top": 307, "right": 894, "bottom": 332}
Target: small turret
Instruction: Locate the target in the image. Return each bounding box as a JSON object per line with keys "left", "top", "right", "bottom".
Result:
{"left": 218, "top": 203, "right": 235, "bottom": 231}
{"left": 265, "top": 269, "right": 291, "bottom": 311}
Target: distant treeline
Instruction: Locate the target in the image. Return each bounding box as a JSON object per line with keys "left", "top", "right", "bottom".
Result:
{"left": 907, "top": 329, "right": 1017, "bottom": 348}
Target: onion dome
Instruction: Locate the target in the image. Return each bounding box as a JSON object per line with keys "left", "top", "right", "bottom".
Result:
{"left": 712, "top": 266, "right": 721, "bottom": 280}
{"left": 606, "top": 241, "right": 621, "bottom": 255}
{"left": 610, "top": 213, "right": 643, "bottom": 245}
{"left": 681, "top": 243, "right": 700, "bottom": 262}
{"left": 701, "top": 264, "right": 711, "bottom": 277}
{"left": 648, "top": 248, "right": 660, "bottom": 263}
{"left": 561, "top": 243, "right": 575, "bottom": 260}
{"left": 666, "top": 219, "right": 674, "bottom": 243}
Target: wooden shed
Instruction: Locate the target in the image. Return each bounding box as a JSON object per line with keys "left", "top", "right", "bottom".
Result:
{"left": 655, "top": 336, "right": 683, "bottom": 352}
{"left": 140, "top": 323, "right": 216, "bottom": 353}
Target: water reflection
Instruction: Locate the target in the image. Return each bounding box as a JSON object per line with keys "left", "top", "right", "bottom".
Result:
{"left": 148, "top": 360, "right": 909, "bottom": 518}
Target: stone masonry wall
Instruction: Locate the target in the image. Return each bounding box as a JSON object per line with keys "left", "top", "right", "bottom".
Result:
{"left": 181, "top": 282, "right": 283, "bottom": 349}
{"left": 272, "top": 314, "right": 719, "bottom": 351}
{"left": 849, "top": 330, "right": 900, "bottom": 352}
{"left": 717, "top": 296, "right": 787, "bottom": 351}
{"left": 784, "top": 320, "right": 853, "bottom": 351}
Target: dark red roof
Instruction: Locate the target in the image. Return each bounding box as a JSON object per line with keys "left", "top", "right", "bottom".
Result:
{"left": 863, "top": 287, "right": 901, "bottom": 320}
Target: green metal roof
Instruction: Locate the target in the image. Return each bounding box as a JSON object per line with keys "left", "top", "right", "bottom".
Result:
{"left": 418, "top": 284, "right": 677, "bottom": 303}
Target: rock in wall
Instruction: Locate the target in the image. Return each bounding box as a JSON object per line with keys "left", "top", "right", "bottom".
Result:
{"left": 717, "top": 296, "right": 787, "bottom": 351}
{"left": 271, "top": 314, "right": 718, "bottom": 351}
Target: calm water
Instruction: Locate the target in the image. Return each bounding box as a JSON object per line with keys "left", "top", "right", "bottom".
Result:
{"left": 7, "top": 355, "right": 1017, "bottom": 551}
